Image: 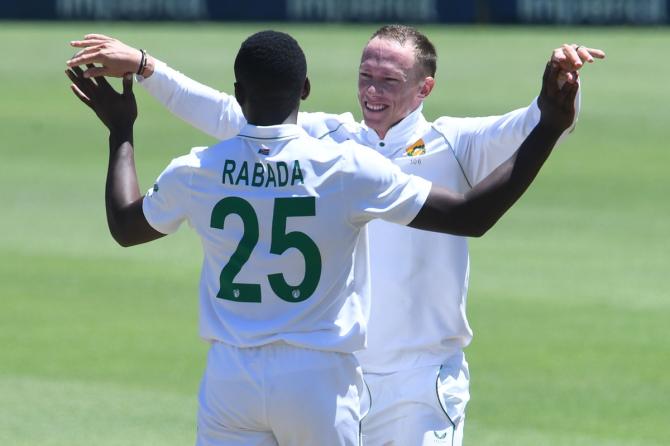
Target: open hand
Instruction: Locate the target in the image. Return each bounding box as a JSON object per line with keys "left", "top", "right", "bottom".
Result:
{"left": 66, "top": 66, "right": 137, "bottom": 133}
{"left": 537, "top": 62, "right": 579, "bottom": 133}
{"left": 67, "top": 34, "right": 147, "bottom": 79}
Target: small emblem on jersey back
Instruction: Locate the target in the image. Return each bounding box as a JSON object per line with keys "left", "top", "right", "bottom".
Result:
{"left": 406, "top": 138, "right": 426, "bottom": 157}
{"left": 258, "top": 144, "right": 271, "bottom": 155}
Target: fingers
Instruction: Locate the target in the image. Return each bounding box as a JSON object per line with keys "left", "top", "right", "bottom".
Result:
{"left": 84, "top": 33, "right": 114, "bottom": 40}
{"left": 575, "top": 46, "right": 594, "bottom": 64}
{"left": 562, "top": 70, "right": 578, "bottom": 85}
{"left": 578, "top": 46, "right": 606, "bottom": 61}
{"left": 86, "top": 63, "right": 110, "bottom": 88}
{"left": 69, "top": 33, "right": 114, "bottom": 48}
{"left": 67, "top": 66, "right": 97, "bottom": 98}
{"left": 559, "top": 77, "right": 579, "bottom": 112}
{"left": 66, "top": 39, "right": 141, "bottom": 78}
{"left": 565, "top": 79, "right": 579, "bottom": 104}
{"left": 552, "top": 43, "right": 606, "bottom": 73}
{"left": 64, "top": 68, "right": 79, "bottom": 86}
{"left": 558, "top": 43, "right": 582, "bottom": 70}
{"left": 66, "top": 46, "right": 103, "bottom": 68}
{"left": 69, "top": 83, "right": 93, "bottom": 109}
{"left": 70, "top": 39, "right": 108, "bottom": 48}
{"left": 71, "top": 46, "right": 102, "bottom": 58}
{"left": 81, "top": 65, "right": 110, "bottom": 79}
{"left": 65, "top": 69, "right": 94, "bottom": 109}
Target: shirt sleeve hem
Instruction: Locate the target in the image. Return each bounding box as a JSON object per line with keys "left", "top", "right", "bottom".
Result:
{"left": 395, "top": 176, "right": 433, "bottom": 226}
{"left": 142, "top": 196, "right": 179, "bottom": 235}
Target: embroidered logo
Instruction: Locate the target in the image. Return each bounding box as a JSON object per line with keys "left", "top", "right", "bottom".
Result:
{"left": 258, "top": 144, "right": 271, "bottom": 155}
{"left": 405, "top": 138, "right": 426, "bottom": 157}
{"left": 433, "top": 430, "right": 448, "bottom": 440}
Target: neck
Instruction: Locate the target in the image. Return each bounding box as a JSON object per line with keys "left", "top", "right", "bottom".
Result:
{"left": 372, "top": 125, "right": 390, "bottom": 139}
{"left": 370, "top": 115, "right": 403, "bottom": 139}
{"left": 244, "top": 106, "right": 299, "bottom": 127}
{"left": 367, "top": 103, "right": 422, "bottom": 139}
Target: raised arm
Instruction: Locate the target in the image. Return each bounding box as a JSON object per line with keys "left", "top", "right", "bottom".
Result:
{"left": 66, "top": 67, "right": 165, "bottom": 247}
{"left": 446, "top": 43, "right": 604, "bottom": 186}
{"left": 67, "top": 34, "right": 245, "bottom": 140}
{"left": 410, "top": 62, "right": 578, "bottom": 237}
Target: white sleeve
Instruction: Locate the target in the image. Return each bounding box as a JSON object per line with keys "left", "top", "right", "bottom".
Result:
{"left": 297, "top": 111, "right": 356, "bottom": 139}
{"left": 347, "top": 145, "right": 432, "bottom": 227}
{"left": 142, "top": 156, "right": 193, "bottom": 234}
{"left": 138, "top": 60, "right": 246, "bottom": 141}
{"left": 443, "top": 89, "right": 581, "bottom": 186}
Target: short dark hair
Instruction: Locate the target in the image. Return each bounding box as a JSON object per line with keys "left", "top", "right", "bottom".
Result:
{"left": 234, "top": 30, "right": 307, "bottom": 114}
{"left": 370, "top": 25, "right": 437, "bottom": 78}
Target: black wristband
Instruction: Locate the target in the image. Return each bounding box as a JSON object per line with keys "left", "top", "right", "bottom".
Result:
{"left": 137, "top": 49, "right": 146, "bottom": 76}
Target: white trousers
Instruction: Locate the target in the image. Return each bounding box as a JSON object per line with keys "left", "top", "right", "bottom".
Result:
{"left": 361, "top": 352, "right": 470, "bottom": 446}
{"left": 196, "top": 341, "right": 365, "bottom": 446}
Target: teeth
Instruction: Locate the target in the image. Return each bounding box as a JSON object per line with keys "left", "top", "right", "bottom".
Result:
{"left": 366, "top": 103, "right": 386, "bottom": 112}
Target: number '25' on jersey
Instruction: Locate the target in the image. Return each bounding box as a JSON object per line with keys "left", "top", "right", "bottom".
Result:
{"left": 142, "top": 123, "right": 431, "bottom": 354}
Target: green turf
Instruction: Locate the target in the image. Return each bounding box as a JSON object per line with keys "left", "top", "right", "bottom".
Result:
{"left": 0, "top": 22, "right": 668, "bottom": 445}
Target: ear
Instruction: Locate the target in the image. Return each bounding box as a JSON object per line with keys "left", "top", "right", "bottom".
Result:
{"left": 234, "top": 82, "right": 245, "bottom": 105}
{"left": 418, "top": 76, "right": 435, "bottom": 99}
{"left": 301, "top": 77, "right": 311, "bottom": 101}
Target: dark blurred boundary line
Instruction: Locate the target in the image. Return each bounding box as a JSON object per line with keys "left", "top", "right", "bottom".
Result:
{"left": 1, "top": 0, "right": 668, "bottom": 25}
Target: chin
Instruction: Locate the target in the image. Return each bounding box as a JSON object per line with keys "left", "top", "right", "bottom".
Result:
{"left": 362, "top": 111, "right": 385, "bottom": 126}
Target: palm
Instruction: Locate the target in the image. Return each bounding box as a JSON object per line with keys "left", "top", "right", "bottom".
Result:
{"left": 66, "top": 66, "right": 137, "bottom": 132}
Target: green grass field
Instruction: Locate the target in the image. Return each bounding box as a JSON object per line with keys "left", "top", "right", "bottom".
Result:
{"left": 1, "top": 22, "right": 668, "bottom": 445}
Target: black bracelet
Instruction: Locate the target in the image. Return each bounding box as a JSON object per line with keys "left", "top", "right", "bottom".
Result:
{"left": 137, "top": 49, "right": 146, "bottom": 76}
{"left": 141, "top": 54, "right": 148, "bottom": 76}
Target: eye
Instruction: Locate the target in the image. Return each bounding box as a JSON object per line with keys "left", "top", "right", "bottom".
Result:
{"left": 359, "top": 72, "right": 371, "bottom": 79}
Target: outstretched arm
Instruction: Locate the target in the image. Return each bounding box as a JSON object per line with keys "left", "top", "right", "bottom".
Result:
{"left": 410, "top": 62, "right": 578, "bottom": 237}
{"left": 449, "top": 43, "right": 604, "bottom": 186}
{"left": 67, "top": 34, "right": 245, "bottom": 140}
{"left": 66, "top": 67, "right": 165, "bottom": 247}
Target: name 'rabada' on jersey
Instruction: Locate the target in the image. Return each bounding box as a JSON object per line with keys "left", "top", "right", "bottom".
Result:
{"left": 221, "top": 159, "right": 305, "bottom": 188}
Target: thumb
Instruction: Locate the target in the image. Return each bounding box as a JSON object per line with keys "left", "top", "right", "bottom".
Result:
{"left": 122, "top": 73, "right": 133, "bottom": 95}
{"left": 564, "top": 81, "right": 579, "bottom": 109}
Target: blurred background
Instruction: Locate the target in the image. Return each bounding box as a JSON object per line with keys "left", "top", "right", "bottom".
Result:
{"left": 1, "top": 1, "right": 668, "bottom": 445}
{"left": 2, "top": 0, "right": 670, "bottom": 24}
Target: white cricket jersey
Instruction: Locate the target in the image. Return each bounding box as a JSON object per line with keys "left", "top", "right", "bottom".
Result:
{"left": 142, "top": 123, "right": 431, "bottom": 353}
{"left": 139, "top": 61, "right": 579, "bottom": 372}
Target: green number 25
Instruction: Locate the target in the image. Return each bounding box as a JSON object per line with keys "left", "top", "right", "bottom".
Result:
{"left": 210, "top": 196, "right": 322, "bottom": 303}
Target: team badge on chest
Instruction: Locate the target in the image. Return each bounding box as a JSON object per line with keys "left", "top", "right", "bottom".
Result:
{"left": 405, "top": 138, "right": 426, "bottom": 157}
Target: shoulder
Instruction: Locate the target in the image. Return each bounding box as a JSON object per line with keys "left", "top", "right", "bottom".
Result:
{"left": 430, "top": 113, "right": 514, "bottom": 146}
{"left": 298, "top": 110, "right": 356, "bottom": 126}
{"left": 167, "top": 146, "right": 206, "bottom": 169}
{"left": 431, "top": 115, "right": 486, "bottom": 134}
{"left": 432, "top": 100, "right": 540, "bottom": 134}
{"left": 340, "top": 141, "right": 403, "bottom": 179}
{"left": 157, "top": 146, "right": 209, "bottom": 184}
{"left": 298, "top": 111, "right": 358, "bottom": 139}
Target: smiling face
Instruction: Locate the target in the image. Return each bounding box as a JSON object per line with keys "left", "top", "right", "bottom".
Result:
{"left": 358, "top": 37, "right": 434, "bottom": 139}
